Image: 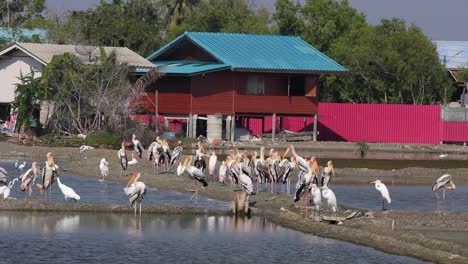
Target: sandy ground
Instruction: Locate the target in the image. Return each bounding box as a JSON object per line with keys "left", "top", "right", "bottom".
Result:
{"left": 1, "top": 141, "right": 468, "bottom": 263}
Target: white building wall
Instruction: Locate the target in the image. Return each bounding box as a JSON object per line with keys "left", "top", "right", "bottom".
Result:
{"left": 0, "top": 50, "right": 44, "bottom": 103}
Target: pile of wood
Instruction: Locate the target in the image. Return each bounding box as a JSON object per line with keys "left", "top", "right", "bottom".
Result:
{"left": 258, "top": 130, "right": 317, "bottom": 142}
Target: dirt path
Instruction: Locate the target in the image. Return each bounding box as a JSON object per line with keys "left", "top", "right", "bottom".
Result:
{"left": 1, "top": 141, "right": 468, "bottom": 263}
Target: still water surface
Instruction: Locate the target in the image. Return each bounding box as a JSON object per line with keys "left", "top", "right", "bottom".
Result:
{"left": 0, "top": 212, "right": 429, "bottom": 264}
{"left": 0, "top": 161, "right": 229, "bottom": 210}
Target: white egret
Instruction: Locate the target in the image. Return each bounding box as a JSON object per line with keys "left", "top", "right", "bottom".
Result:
{"left": 321, "top": 186, "right": 337, "bottom": 213}
{"left": 57, "top": 176, "right": 80, "bottom": 202}
{"left": 370, "top": 180, "right": 391, "bottom": 210}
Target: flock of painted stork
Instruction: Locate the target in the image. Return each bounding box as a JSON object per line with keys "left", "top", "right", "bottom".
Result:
{"left": 0, "top": 153, "right": 80, "bottom": 202}
{"left": 0, "top": 133, "right": 457, "bottom": 216}
{"left": 115, "top": 134, "right": 458, "bottom": 214}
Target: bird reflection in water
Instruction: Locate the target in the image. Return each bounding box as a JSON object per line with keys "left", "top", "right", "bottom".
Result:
{"left": 127, "top": 215, "right": 143, "bottom": 238}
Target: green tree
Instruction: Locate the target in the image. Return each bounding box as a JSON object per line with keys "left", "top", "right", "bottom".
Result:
{"left": 48, "top": 0, "right": 163, "bottom": 56}
{"left": 13, "top": 70, "right": 46, "bottom": 131}
{"left": 0, "top": 0, "right": 45, "bottom": 27}
{"left": 273, "top": 0, "right": 303, "bottom": 36}
{"left": 301, "top": 0, "right": 365, "bottom": 53}
{"left": 459, "top": 68, "right": 468, "bottom": 82}
{"left": 42, "top": 49, "right": 142, "bottom": 134}
{"left": 325, "top": 19, "right": 452, "bottom": 104}
{"left": 168, "top": 0, "right": 270, "bottom": 39}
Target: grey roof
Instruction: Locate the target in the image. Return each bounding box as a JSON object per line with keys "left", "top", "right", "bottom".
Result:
{"left": 0, "top": 42, "right": 155, "bottom": 69}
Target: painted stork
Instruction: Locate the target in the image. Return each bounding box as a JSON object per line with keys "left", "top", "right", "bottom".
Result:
{"left": 118, "top": 142, "right": 128, "bottom": 172}
{"left": 0, "top": 167, "right": 8, "bottom": 187}
{"left": 19, "top": 162, "right": 40, "bottom": 197}
{"left": 132, "top": 134, "right": 144, "bottom": 158}
{"left": 370, "top": 180, "right": 391, "bottom": 210}
{"left": 40, "top": 152, "right": 59, "bottom": 202}
{"left": 177, "top": 156, "right": 208, "bottom": 205}
{"left": 278, "top": 157, "right": 296, "bottom": 195}
{"left": 57, "top": 176, "right": 80, "bottom": 202}
{"left": 284, "top": 145, "right": 312, "bottom": 203}
{"left": 170, "top": 141, "right": 183, "bottom": 165}
{"left": 124, "top": 171, "right": 147, "bottom": 215}
{"left": 310, "top": 157, "right": 320, "bottom": 185}
{"left": 99, "top": 158, "right": 109, "bottom": 182}
{"left": 218, "top": 161, "right": 227, "bottom": 184}
{"left": 432, "top": 174, "right": 456, "bottom": 200}
{"left": 208, "top": 150, "right": 218, "bottom": 182}
{"left": 194, "top": 149, "right": 206, "bottom": 172}
{"left": 321, "top": 160, "right": 335, "bottom": 187}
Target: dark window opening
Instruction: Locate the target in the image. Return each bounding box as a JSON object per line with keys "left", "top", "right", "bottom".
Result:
{"left": 289, "top": 76, "right": 305, "bottom": 96}
{"left": 247, "top": 75, "right": 265, "bottom": 95}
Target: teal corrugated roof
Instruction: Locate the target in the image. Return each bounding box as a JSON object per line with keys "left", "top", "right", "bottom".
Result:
{"left": 154, "top": 60, "right": 229, "bottom": 75}
{"left": 147, "top": 32, "right": 347, "bottom": 73}
{"left": 0, "top": 27, "right": 47, "bottom": 42}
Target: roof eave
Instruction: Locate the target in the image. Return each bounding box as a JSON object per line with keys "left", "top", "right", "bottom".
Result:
{"left": 146, "top": 32, "right": 188, "bottom": 61}
{"left": 231, "top": 68, "right": 348, "bottom": 75}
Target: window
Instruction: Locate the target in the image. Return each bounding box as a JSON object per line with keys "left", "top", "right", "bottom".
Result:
{"left": 247, "top": 75, "right": 265, "bottom": 95}
{"left": 289, "top": 76, "right": 305, "bottom": 96}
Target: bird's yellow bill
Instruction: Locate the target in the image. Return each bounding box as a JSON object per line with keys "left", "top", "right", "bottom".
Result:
{"left": 369, "top": 181, "right": 376, "bottom": 184}
{"left": 282, "top": 148, "right": 290, "bottom": 160}
{"left": 127, "top": 172, "right": 138, "bottom": 186}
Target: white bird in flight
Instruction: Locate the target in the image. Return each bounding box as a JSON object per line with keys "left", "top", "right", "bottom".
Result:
{"left": 370, "top": 180, "right": 391, "bottom": 210}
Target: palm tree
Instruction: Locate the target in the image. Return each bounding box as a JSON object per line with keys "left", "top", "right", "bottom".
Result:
{"left": 160, "top": 0, "right": 199, "bottom": 31}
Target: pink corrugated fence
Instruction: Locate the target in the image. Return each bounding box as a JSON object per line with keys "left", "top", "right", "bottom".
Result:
{"left": 441, "top": 122, "right": 468, "bottom": 142}
{"left": 241, "top": 103, "right": 444, "bottom": 144}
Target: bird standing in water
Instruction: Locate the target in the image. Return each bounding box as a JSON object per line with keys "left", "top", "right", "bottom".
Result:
{"left": 321, "top": 160, "right": 335, "bottom": 187}
{"left": 370, "top": 180, "right": 391, "bottom": 210}
{"left": 208, "top": 150, "right": 218, "bottom": 183}
{"left": 99, "top": 158, "right": 109, "bottom": 182}
{"left": 19, "top": 162, "right": 41, "bottom": 197}
{"left": 177, "top": 156, "right": 208, "bottom": 205}
{"left": 39, "top": 152, "right": 59, "bottom": 202}
{"left": 432, "top": 174, "right": 456, "bottom": 200}
{"left": 57, "top": 176, "right": 80, "bottom": 202}
{"left": 124, "top": 171, "right": 147, "bottom": 215}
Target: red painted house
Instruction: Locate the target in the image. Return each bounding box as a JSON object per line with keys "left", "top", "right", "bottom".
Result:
{"left": 134, "top": 32, "right": 347, "bottom": 140}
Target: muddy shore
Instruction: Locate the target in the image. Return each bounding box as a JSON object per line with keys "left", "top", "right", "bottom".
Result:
{"left": 1, "top": 141, "right": 468, "bottom": 263}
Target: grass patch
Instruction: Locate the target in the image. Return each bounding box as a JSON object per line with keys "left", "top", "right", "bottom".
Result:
{"left": 85, "top": 131, "right": 122, "bottom": 148}
{"left": 0, "top": 134, "right": 8, "bottom": 142}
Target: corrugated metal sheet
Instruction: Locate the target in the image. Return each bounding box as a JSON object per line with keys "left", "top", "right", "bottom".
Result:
{"left": 147, "top": 32, "right": 347, "bottom": 73}
{"left": 0, "top": 28, "right": 47, "bottom": 42}
{"left": 241, "top": 103, "right": 444, "bottom": 143}
{"left": 154, "top": 60, "right": 229, "bottom": 75}
{"left": 318, "top": 103, "right": 441, "bottom": 144}
{"left": 441, "top": 122, "right": 468, "bottom": 142}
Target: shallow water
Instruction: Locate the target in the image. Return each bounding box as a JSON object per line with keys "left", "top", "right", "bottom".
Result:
{"left": 0, "top": 212, "right": 429, "bottom": 264}
{"left": 333, "top": 184, "right": 468, "bottom": 212}
{"left": 0, "top": 161, "right": 229, "bottom": 210}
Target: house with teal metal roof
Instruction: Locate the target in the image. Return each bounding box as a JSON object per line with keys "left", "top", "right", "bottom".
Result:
{"left": 134, "top": 32, "right": 347, "bottom": 140}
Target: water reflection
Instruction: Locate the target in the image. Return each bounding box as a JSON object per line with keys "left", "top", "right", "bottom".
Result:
{"left": 0, "top": 212, "right": 427, "bottom": 264}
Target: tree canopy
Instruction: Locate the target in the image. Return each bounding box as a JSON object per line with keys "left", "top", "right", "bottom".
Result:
{"left": 0, "top": 0, "right": 45, "bottom": 27}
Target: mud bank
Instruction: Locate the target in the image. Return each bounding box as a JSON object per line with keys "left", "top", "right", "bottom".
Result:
{"left": 1, "top": 142, "right": 468, "bottom": 263}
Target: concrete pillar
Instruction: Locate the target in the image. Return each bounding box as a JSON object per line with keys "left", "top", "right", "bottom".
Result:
{"left": 188, "top": 114, "right": 192, "bottom": 137}
{"left": 313, "top": 114, "right": 318, "bottom": 142}
{"left": 226, "top": 116, "right": 232, "bottom": 141}
{"left": 230, "top": 115, "right": 236, "bottom": 142}
{"left": 164, "top": 117, "right": 169, "bottom": 128}
{"left": 192, "top": 114, "right": 198, "bottom": 138}
{"left": 272, "top": 113, "right": 276, "bottom": 142}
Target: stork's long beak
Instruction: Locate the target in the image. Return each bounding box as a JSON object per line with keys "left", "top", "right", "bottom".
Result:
{"left": 282, "top": 148, "right": 290, "bottom": 160}
{"left": 127, "top": 171, "right": 138, "bottom": 186}
{"left": 447, "top": 181, "right": 456, "bottom": 190}
{"left": 369, "top": 181, "right": 376, "bottom": 184}
{"left": 331, "top": 166, "right": 335, "bottom": 177}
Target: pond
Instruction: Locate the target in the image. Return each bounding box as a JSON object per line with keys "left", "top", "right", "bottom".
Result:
{"left": 0, "top": 161, "right": 229, "bottom": 210}
{"left": 0, "top": 212, "right": 429, "bottom": 264}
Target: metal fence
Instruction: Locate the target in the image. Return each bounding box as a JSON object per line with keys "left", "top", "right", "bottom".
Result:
{"left": 441, "top": 106, "right": 468, "bottom": 122}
